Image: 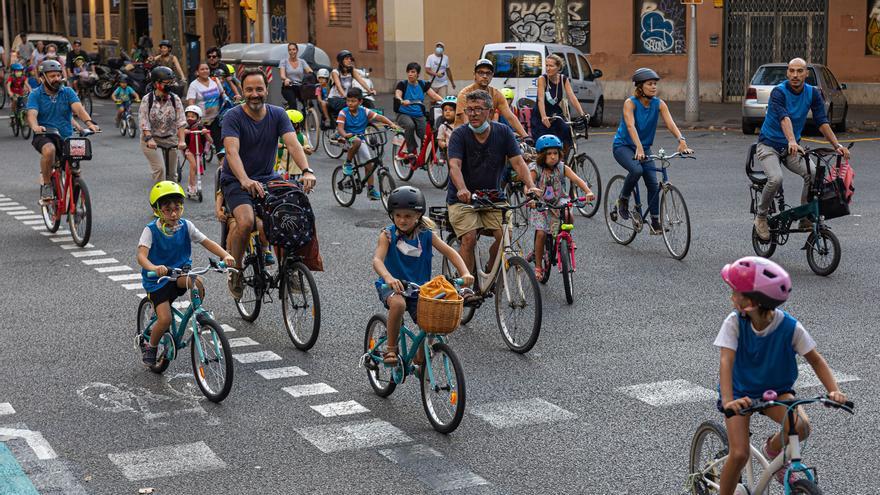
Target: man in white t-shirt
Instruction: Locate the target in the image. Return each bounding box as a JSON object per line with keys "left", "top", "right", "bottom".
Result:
{"left": 425, "top": 42, "right": 455, "bottom": 98}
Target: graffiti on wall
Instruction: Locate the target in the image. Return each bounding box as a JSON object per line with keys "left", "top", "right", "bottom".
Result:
{"left": 504, "top": 1, "right": 590, "bottom": 53}
{"left": 635, "top": 0, "right": 685, "bottom": 54}
{"left": 366, "top": 0, "right": 379, "bottom": 51}
{"left": 270, "top": 0, "right": 287, "bottom": 43}
{"left": 868, "top": 0, "right": 880, "bottom": 55}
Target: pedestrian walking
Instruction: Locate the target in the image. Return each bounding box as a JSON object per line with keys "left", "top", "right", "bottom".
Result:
{"left": 139, "top": 66, "right": 187, "bottom": 184}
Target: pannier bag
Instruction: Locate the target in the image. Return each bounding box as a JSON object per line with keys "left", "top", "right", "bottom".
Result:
{"left": 819, "top": 159, "right": 855, "bottom": 220}
{"left": 263, "top": 180, "right": 315, "bottom": 252}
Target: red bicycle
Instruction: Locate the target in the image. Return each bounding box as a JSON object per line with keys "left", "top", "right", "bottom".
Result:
{"left": 532, "top": 197, "right": 588, "bottom": 305}
{"left": 391, "top": 103, "right": 449, "bottom": 189}
{"left": 39, "top": 128, "right": 96, "bottom": 246}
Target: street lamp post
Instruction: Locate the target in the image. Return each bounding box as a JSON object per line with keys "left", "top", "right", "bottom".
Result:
{"left": 685, "top": 2, "right": 700, "bottom": 122}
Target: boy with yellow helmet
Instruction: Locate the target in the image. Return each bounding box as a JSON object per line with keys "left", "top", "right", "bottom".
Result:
{"left": 137, "top": 181, "right": 234, "bottom": 366}
{"left": 276, "top": 109, "right": 314, "bottom": 179}
{"left": 496, "top": 87, "right": 519, "bottom": 130}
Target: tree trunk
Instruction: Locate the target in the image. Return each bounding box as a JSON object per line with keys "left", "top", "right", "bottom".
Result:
{"left": 161, "top": 0, "right": 183, "bottom": 72}
{"left": 553, "top": 0, "right": 568, "bottom": 45}
{"left": 119, "top": 0, "right": 130, "bottom": 52}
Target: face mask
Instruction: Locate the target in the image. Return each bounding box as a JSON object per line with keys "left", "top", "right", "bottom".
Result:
{"left": 545, "top": 91, "right": 557, "bottom": 106}
{"left": 396, "top": 236, "right": 423, "bottom": 258}
{"left": 435, "top": 47, "right": 444, "bottom": 56}
{"left": 468, "top": 120, "right": 490, "bottom": 133}
{"left": 187, "top": 118, "right": 198, "bottom": 126}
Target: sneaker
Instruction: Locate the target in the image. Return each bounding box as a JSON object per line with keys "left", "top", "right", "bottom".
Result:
{"left": 617, "top": 197, "right": 630, "bottom": 220}
{"left": 40, "top": 184, "right": 54, "bottom": 205}
{"left": 649, "top": 217, "right": 663, "bottom": 235}
{"left": 762, "top": 436, "right": 796, "bottom": 485}
{"left": 368, "top": 187, "right": 381, "bottom": 201}
{"left": 342, "top": 162, "right": 354, "bottom": 176}
{"left": 798, "top": 218, "right": 813, "bottom": 231}
{"left": 264, "top": 251, "right": 276, "bottom": 265}
{"left": 754, "top": 216, "right": 770, "bottom": 241}
{"left": 227, "top": 271, "right": 243, "bottom": 299}
{"left": 142, "top": 345, "right": 158, "bottom": 366}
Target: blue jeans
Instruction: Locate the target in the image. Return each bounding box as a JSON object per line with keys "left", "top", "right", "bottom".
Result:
{"left": 613, "top": 145, "right": 659, "bottom": 217}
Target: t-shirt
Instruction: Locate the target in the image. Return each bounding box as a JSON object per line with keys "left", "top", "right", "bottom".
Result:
{"left": 713, "top": 310, "right": 816, "bottom": 355}
{"left": 336, "top": 106, "right": 377, "bottom": 135}
{"left": 394, "top": 80, "right": 430, "bottom": 116}
{"left": 66, "top": 50, "right": 90, "bottom": 70}
{"left": 327, "top": 69, "right": 353, "bottom": 99}
{"left": 279, "top": 57, "right": 311, "bottom": 84}
{"left": 435, "top": 117, "right": 454, "bottom": 146}
{"left": 759, "top": 82, "right": 828, "bottom": 151}
{"left": 26, "top": 85, "right": 80, "bottom": 139}
{"left": 138, "top": 219, "right": 207, "bottom": 248}
{"left": 454, "top": 83, "right": 507, "bottom": 127}
{"left": 446, "top": 122, "right": 521, "bottom": 204}
{"left": 221, "top": 104, "right": 294, "bottom": 182}
{"left": 113, "top": 86, "right": 137, "bottom": 103}
{"left": 186, "top": 78, "right": 223, "bottom": 122}
{"left": 425, "top": 54, "right": 450, "bottom": 86}
{"left": 7, "top": 75, "right": 27, "bottom": 94}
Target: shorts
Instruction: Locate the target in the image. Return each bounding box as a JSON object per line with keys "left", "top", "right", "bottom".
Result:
{"left": 148, "top": 281, "right": 187, "bottom": 306}
{"left": 32, "top": 134, "right": 62, "bottom": 154}
{"left": 448, "top": 202, "right": 506, "bottom": 238}
{"left": 716, "top": 389, "right": 796, "bottom": 416}
{"left": 376, "top": 283, "right": 419, "bottom": 324}
{"left": 220, "top": 175, "right": 279, "bottom": 213}
{"left": 345, "top": 136, "right": 374, "bottom": 163}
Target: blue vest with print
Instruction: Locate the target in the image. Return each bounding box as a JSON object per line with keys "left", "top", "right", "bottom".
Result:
{"left": 760, "top": 82, "right": 814, "bottom": 147}
{"left": 375, "top": 225, "right": 433, "bottom": 288}
{"left": 732, "top": 311, "right": 799, "bottom": 400}
{"left": 399, "top": 81, "right": 427, "bottom": 117}
{"left": 141, "top": 220, "right": 193, "bottom": 293}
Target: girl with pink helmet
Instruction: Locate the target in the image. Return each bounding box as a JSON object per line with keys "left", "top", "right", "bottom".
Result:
{"left": 713, "top": 256, "right": 847, "bottom": 494}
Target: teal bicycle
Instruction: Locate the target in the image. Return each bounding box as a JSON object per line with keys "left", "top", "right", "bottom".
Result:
{"left": 136, "top": 259, "right": 236, "bottom": 402}
{"left": 361, "top": 279, "right": 471, "bottom": 433}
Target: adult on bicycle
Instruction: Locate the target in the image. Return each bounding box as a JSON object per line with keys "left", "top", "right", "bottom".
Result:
{"left": 447, "top": 90, "right": 539, "bottom": 276}
{"left": 394, "top": 62, "right": 442, "bottom": 160}
{"left": 150, "top": 40, "right": 186, "bottom": 94}
{"left": 139, "top": 66, "right": 187, "bottom": 183}
{"left": 530, "top": 54, "right": 587, "bottom": 160}
{"left": 206, "top": 47, "right": 242, "bottom": 100}
{"left": 612, "top": 68, "right": 691, "bottom": 234}
{"left": 453, "top": 59, "right": 528, "bottom": 140}
{"left": 220, "top": 68, "right": 315, "bottom": 298}
{"left": 279, "top": 42, "right": 313, "bottom": 111}
{"left": 65, "top": 39, "right": 90, "bottom": 80}
{"left": 327, "top": 50, "right": 373, "bottom": 119}
{"left": 752, "top": 57, "right": 850, "bottom": 241}
{"left": 26, "top": 60, "right": 100, "bottom": 205}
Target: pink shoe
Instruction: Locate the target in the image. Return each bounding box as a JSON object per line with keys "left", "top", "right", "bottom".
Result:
{"left": 762, "top": 436, "right": 796, "bottom": 485}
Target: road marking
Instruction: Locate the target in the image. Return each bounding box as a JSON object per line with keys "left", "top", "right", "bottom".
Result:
{"left": 21, "top": 220, "right": 44, "bottom": 225}
{"left": 470, "top": 398, "right": 576, "bottom": 429}
{"left": 282, "top": 383, "right": 337, "bottom": 398}
{"left": 7, "top": 210, "right": 36, "bottom": 216}
{"left": 226, "top": 337, "right": 259, "bottom": 348}
{"left": 232, "top": 351, "right": 282, "bottom": 363}
{"left": 70, "top": 250, "right": 106, "bottom": 257}
{"left": 296, "top": 419, "right": 411, "bottom": 453}
{"left": 31, "top": 225, "right": 47, "bottom": 230}
{"left": 254, "top": 366, "right": 307, "bottom": 380}
{"left": 310, "top": 400, "right": 369, "bottom": 417}
{"left": 95, "top": 265, "right": 132, "bottom": 273}
{"left": 0, "top": 205, "right": 26, "bottom": 211}
{"left": 0, "top": 443, "right": 40, "bottom": 495}
{"left": 172, "top": 301, "right": 190, "bottom": 310}
{"left": 379, "top": 444, "right": 491, "bottom": 492}
{"left": 108, "top": 273, "right": 142, "bottom": 281}
{"left": 14, "top": 214, "right": 42, "bottom": 220}
{"left": 0, "top": 428, "right": 57, "bottom": 460}
{"left": 39, "top": 230, "right": 71, "bottom": 236}
{"left": 0, "top": 403, "right": 14, "bottom": 415}
{"left": 108, "top": 441, "right": 225, "bottom": 481}
{"left": 796, "top": 363, "right": 859, "bottom": 388}
{"left": 220, "top": 324, "right": 236, "bottom": 333}
{"left": 49, "top": 236, "right": 74, "bottom": 242}
{"left": 81, "top": 257, "right": 118, "bottom": 265}
{"left": 60, "top": 243, "right": 95, "bottom": 250}
{"left": 121, "top": 283, "right": 143, "bottom": 290}
{"left": 136, "top": 293, "right": 147, "bottom": 299}
{"left": 616, "top": 379, "right": 717, "bottom": 407}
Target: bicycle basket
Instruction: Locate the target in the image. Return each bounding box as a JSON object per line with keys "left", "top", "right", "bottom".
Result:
{"left": 417, "top": 276, "right": 463, "bottom": 334}
{"left": 428, "top": 206, "right": 449, "bottom": 232}
{"left": 63, "top": 137, "right": 92, "bottom": 161}
{"left": 263, "top": 180, "right": 315, "bottom": 252}
{"left": 571, "top": 114, "right": 590, "bottom": 137}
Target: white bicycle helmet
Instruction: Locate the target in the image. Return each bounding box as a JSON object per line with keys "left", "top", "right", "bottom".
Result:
{"left": 184, "top": 105, "right": 203, "bottom": 119}
{"left": 316, "top": 68, "right": 330, "bottom": 79}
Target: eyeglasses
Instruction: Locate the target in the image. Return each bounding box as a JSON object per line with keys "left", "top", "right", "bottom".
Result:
{"left": 207, "top": 54, "right": 218, "bottom": 58}
{"left": 475, "top": 70, "right": 493, "bottom": 77}
{"left": 159, "top": 204, "right": 183, "bottom": 214}
{"left": 464, "top": 107, "right": 489, "bottom": 115}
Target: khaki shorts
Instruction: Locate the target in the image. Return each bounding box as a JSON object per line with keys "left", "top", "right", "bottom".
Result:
{"left": 448, "top": 203, "right": 506, "bottom": 238}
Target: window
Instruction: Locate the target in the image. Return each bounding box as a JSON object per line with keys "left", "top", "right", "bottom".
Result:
{"left": 634, "top": 0, "right": 686, "bottom": 54}
{"left": 566, "top": 53, "right": 580, "bottom": 80}
{"left": 751, "top": 66, "right": 818, "bottom": 87}
{"left": 579, "top": 55, "right": 594, "bottom": 80}
{"left": 365, "top": 0, "right": 378, "bottom": 50}
{"left": 823, "top": 67, "right": 841, "bottom": 90}
{"left": 484, "top": 50, "right": 543, "bottom": 79}
{"left": 328, "top": 0, "right": 352, "bottom": 27}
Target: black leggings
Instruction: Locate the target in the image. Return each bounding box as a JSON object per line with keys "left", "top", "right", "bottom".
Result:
{"left": 281, "top": 84, "right": 304, "bottom": 110}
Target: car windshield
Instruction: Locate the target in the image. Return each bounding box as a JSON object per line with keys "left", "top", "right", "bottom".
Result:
{"left": 752, "top": 66, "right": 818, "bottom": 86}
{"left": 484, "top": 50, "right": 543, "bottom": 79}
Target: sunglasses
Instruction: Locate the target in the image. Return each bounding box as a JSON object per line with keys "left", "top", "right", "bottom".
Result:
{"left": 207, "top": 54, "right": 218, "bottom": 58}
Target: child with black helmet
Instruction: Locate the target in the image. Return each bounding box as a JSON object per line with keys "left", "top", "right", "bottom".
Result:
{"left": 372, "top": 186, "right": 473, "bottom": 366}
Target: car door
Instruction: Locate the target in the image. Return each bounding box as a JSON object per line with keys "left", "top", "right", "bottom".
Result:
{"left": 564, "top": 51, "right": 586, "bottom": 115}
{"left": 823, "top": 67, "right": 846, "bottom": 118}
{"left": 578, "top": 54, "right": 600, "bottom": 116}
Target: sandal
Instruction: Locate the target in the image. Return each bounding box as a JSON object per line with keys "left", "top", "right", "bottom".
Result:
{"left": 534, "top": 267, "right": 544, "bottom": 280}
{"left": 383, "top": 345, "right": 398, "bottom": 365}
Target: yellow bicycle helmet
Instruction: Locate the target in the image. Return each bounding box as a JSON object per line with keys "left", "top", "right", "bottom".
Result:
{"left": 149, "top": 181, "right": 185, "bottom": 216}
{"left": 501, "top": 87, "right": 515, "bottom": 101}
{"left": 286, "top": 109, "right": 304, "bottom": 125}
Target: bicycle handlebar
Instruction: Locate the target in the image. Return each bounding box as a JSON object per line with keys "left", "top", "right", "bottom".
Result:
{"left": 646, "top": 151, "right": 696, "bottom": 161}
{"left": 380, "top": 278, "right": 473, "bottom": 299}
{"left": 724, "top": 394, "right": 855, "bottom": 418}
{"left": 147, "top": 258, "right": 237, "bottom": 283}
{"left": 534, "top": 196, "right": 588, "bottom": 212}
{"left": 35, "top": 128, "right": 99, "bottom": 137}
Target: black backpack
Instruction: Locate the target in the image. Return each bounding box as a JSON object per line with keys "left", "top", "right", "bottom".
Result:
{"left": 262, "top": 180, "right": 315, "bottom": 252}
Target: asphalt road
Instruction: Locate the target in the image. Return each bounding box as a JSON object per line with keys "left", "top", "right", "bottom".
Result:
{"left": 1, "top": 99, "right": 878, "bottom": 494}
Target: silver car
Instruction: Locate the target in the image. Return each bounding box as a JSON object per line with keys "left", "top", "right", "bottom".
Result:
{"left": 741, "top": 63, "right": 848, "bottom": 135}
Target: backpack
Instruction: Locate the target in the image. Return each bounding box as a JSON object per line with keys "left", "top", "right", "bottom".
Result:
{"left": 147, "top": 91, "right": 181, "bottom": 120}
{"left": 262, "top": 180, "right": 315, "bottom": 253}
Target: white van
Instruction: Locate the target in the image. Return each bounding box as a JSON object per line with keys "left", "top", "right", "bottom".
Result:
{"left": 480, "top": 42, "right": 604, "bottom": 126}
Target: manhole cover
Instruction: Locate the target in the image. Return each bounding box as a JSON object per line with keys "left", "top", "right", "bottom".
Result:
{"left": 355, "top": 219, "right": 386, "bottom": 229}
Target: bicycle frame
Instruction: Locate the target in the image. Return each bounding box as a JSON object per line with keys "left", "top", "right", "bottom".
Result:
{"left": 630, "top": 161, "right": 671, "bottom": 225}
{"left": 142, "top": 282, "right": 217, "bottom": 363}
{"left": 468, "top": 206, "right": 524, "bottom": 302}
{"left": 396, "top": 118, "right": 436, "bottom": 170}
{"left": 49, "top": 157, "right": 79, "bottom": 220}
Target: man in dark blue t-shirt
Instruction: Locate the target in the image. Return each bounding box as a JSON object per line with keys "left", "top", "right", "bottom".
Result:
{"left": 447, "top": 89, "right": 538, "bottom": 276}
{"left": 222, "top": 68, "right": 315, "bottom": 297}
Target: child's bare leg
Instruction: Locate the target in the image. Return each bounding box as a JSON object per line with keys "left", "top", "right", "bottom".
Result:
{"left": 534, "top": 230, "right": 546, "bottom": 269}
{"left": 319, "top": 101, "right": 330, "bottom": 122}
{"left": 384, "top": 294, "right": 405, "bottom": 363}
{"left": 719, "top": 414, "right": 751, "bottom": 495}
{"left": 346, "top": 138, "right": 360, "bottom": 163}
{"left": 763, "top": 394, "right": 811, "bottom": 451}
{"left": 185, "top": 151, "right": 197, "bottom": 189}
{"left": 178, "top": 275, "right": 205, "bottom": 302}
{"left": 151, "top": 301, "right": 173, "bottom": 347}
{"left": 366, "top": 162, "right": 375, "bottom": 187}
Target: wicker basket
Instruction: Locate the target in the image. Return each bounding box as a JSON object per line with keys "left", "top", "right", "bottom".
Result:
{"left": 417, "top": 293, "right": 463, "bottom": 334}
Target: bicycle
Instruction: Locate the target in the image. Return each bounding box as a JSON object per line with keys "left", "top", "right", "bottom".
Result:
{"left": 391, "top": 102, "right": 449, "bottom": 189}
{"left": 136, "top": 259, "right": 236, "bottom": 402}
{"left": 234, "top": 187, "right": 321, "bottom": 351}
{"left": 503, "top": 141, "right": 537, "bottom": 255}
{"left": 432, "top": 191, "right": 543, "bottom": 353}
{"left": 361, "top": 279, "right": 470, "bottom": 433}
{"left": 531, "top": 196, "right": 589, "bottom": 305}
{"left": 746, "top": 145, "right": 849, "bottom": 276}
{"left": 547, "top": 114, "right": 602, "bottom": 218}
{"left": 76, "top": 80, "right": 94, "bottom": 115}
{"left": 116, "top": 100, "right": 138, "bottom": 139}
{"left": 176, "top": 128, "right": 210, "bottom": 203}
{"left": 687, "top": 391, "right": 854, "bottom": 495}
{"left": 330, "top": 127, "right": 398, "bottom": 211}
{"left": 604, "top": 149, "right": 696, "bottom": 260}
{"left": 38, "top": 128, "right": 97, "bottom": 247}
{"left": 9, "top": 95, "right": 31, "bottom": 139}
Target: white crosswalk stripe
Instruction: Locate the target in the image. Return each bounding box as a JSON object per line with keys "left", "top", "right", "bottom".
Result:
{"left": 254, "top": 366, "right": 307, "bottom": 380}
{"left": 108, "top": 441, "right": 226, "bottom": 481}
{"left": 8, "top": 210, "right": 36, "bottom": 216}
{"left": 108, "top": 273, "right": 142, "bottom": 281}
{"left": 40, "top": 230, "right": 71, "bottom": 236}
{"left": 121, "top": 283, "right": 143, "bottom": 290}
{"left": 81, "top": 257, "right": 118, "bottom": 265}
{"left": 61, "top": 243, "right": 95, "bottom": 250}
{"left": 310, "top": 400, "right": 369, "bottom": 417}
{"left": 296, "top": 419, "right": 412, "bottom": 453}
{"left": 282, "top": 383, "right": 337, "bottom": 398}
{"left": 13, "top": 214, "right": 42, "bottom": 220}
{"left": 70, "top": 250, "right": 107, "bottom": 257}
{"left": 227, "top": 337, "right": 259, "bottom": 348}
{"left": 22, "top": 219, "right": 44, "bottom": 225}
{"left": 616, "top": 379, "right": 717, "bottom": 407}
{"left": 0, "top": 403, "right": 15, "bottom": 415}
{"left": 49, "top": 236, "right": 74, "bottom": 242}
{"left": 470, "top": 398, "right": 576, "bottom": 429}
{"left": 795, "top": 363, "right": 860, "bottom": 388}
{"left": 95, "top": 265, "right": 133, "bottom": 273}
{"left": 232, "top": 351, "right": 282, "bottom": 363}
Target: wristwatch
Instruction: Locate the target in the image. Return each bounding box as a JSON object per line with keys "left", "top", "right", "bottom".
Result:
{"left": 678, "top": 136, "right": 687, "bottom": 142}
{"left": 302, "top": 168, "right": 316, "bottom": 175}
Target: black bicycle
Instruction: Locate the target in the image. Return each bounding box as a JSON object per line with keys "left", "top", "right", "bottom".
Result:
{"left": 330, "top": 127, "right": 398, "bottom": 211}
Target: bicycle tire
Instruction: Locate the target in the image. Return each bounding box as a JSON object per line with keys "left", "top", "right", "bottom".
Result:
{"left": 537, "top": 233, "right": 551, "bottom": 284}
{"left": 391, "top": 142, "right": 414, "bottom": 181}
{"left": 427, "top": 146, "right": 449, "bottom": 189}
{"left": 660, "top": 184, "right": 691, "bottom": 260}
{"left": 378, "top": 169, "right": 395, "bottom": 211}
{"left": 190, "top": 316, "right": 234, "bottom": 402}
{"left": 136, "top": 297, "right": 171, "bottom": 374}
{"left": 571, "top": 153, "right": 602, "bottom": 218}
{"left": 127, "top": 115, "right": 137, "bottom": 138}
{"left": 790, "top": 480, "right": 823, "bottom": 494}
{"left": 559, "top": 237, "right": 574, "bottom": 304}
{"left": 322, "top": 130, "right": 344, "bottom": 159}
{"left": 420, "top": 342, "right": 466, "bottom": 434}
{"left": 806, "top": 228, "right": 841, "bottom": 276}
{"left": 688, "top": 420, "right": 729, "bottom": 495}
{"left": 495, "top": 255, "right": 542, "bottom": 353}
{"left": 119, "top": 118, "right": 127, "bottom": 136}
{"left": 604, "top": 175, "right": 637, "bottom": 245}
{"left": 21, "top": 114, "right": 31, "bottom": 139}
{"left": 331, "top": 165, "right": 357, "bottom": 207}
{"left": 0, "top": 86, "right": 6, "bottom": 109}
{"left": 365, "top": 124, "right": 385, "bottom": 157}
{"left": 69, "top": 178, "right": 92, "bottom": 247}
{"left": 41, "top": 173, "right": 61, "bottom": 232}
{"left": 441, "top": 232, "right": 477, "bottom": 325}
{"left": 82, "top": 92, "right": 93, "bottom": 115}
{"left": 281, "top": 261, "right": 321, "bottom": 351}
{"left": 235, "top": 247, "right": 263, "bottom": 322}
{"left": 363, "top": 314, "right": 397, "bottom": 397}
{"left": 505, "top": 184, "right": 529, "bottom": 255}
{"left": 304, "top": 107, "right": 319, "bottom": 151}
{"left": 11, "top": 111, "right": 19, "bottom": 136}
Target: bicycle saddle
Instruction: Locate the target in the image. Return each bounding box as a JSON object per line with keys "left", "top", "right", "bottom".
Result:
{"left": 745, "top": 143, "right": 767, "bottom": 185}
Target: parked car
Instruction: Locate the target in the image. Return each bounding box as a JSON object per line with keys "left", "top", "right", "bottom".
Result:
{"left": 11, "top": 33, "right": 72, "bottom": 64}
{"left": 480, "top": 42, "right": 604, "bottom": 127}
{"left": 741, "top": 63, "right": 848, "bottom": 135}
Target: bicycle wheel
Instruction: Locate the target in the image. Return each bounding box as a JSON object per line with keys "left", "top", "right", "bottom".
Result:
{"left": 505, "top": 184, "right": 529, "bottom": 255}
{"left": 281, "top": 261, "right": 321, "bottom": 351}
{"left": 204, "top": 143, "right": 215, "bottom": 163}
{"left": 322, "top": 130, "right": 344, "bottom": 159}
{"left": 127, "top": 115, "right": 138, "bottom": 138}
{"left": 420, "top": 342, "right": 466, "bottom": 434}
{"left": 806, "top": 228, "right": 841, "bottom": 276}
{"left": 378, "top": 169, "right": 396, "bottom": 211}
{"left": 119, "top": 116, "right": 128, "bottom": 136}
{"left": 69, "top": 178, "right": 92, "bottom": 247}
{"left": 363, "top": 314, "right": 397, "bottom": 397}
{"left": 688, "top": 421, "right": 729, "bottom": 495}
{"left": 495, "top": 255, "right": 542, "bottom": 353}
{"left": 136, "top": 297, "right": 171, "bottom": 374}
{"left": 751, "top": 226, "right": 776, "bottom": 258}
{"left": 604, "top": 175, "right": 638, "bottom": 245}
{"left": 559, "top": 237, "right": 574, "bottom": 304}
{"left": 571, "top": 154, "right": 602, "bottom": 218}
{"left": 21, "top": 114, "right": 31, "bottom": 139}
{"left": 427, "top": 147, "right": 449, "bottom": 189}
{"left": 391, "top": 142, "right": 414, "bottom": 181}
{"left": 0, "top": 86, "right": 6, "bottom": 109}
{"left": 41, "top": 173, "right": 61, "bottom": 232}
{"left": 537, "top": 233, "right": 552, "bottom": 284}
{"left": 304, "top": 107, "right": 319, "bottom": 151}
{"left": 190, "top": 316, "right": 234, "bottom": 402}
{"left": 82, "top": 92, "right": 93, "bottom": 115}
{"left": 660, "top": 184, "right": 691, "bottom": 260}
{"left": 235, "top": 248, "right": 263, "bottom": 322}
{"left": 365, "top": 124, "right": 385, "bottom": 157}
{"left": 790, "top": 480, "right": 823, "bottom": 494}
{"left": 331, "top": 165, "right": 357, "bottom": 207}
{"left": 11, "top": 112, "right": 19, "bottom": 136}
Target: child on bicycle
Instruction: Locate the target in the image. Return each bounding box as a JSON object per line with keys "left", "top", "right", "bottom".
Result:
{"left": 372, "top": 186, "right": 473, "bottom": 366}
{"left": 182, "top": 105, "right": 213, "bottom": 199}
{"left": 5, "top": 63, "right": 31, "bottom": 115}
{"left": 315, "top": 68, "right": 332, "bottom": 128}
{"left": 137, "top": 181, "right": 234, "bottom": 366}
{"left": 112, "top": 76, "right": 140, "bottom": 126}
{"left": 528, "top": 135, "right": 594, "bottom": 280}
{"left": 276, "top": 109, "right": 313, "bottom": 179}
{"left": 435, "top": 96, "right": 456, "bottom": 163}
{"left": 496, "top": 87, "right": 519, "bottom": 130}
{"left": 337, "top": 87, "right": 401, "bottom": 200}
{"left": 715, "top": 256, "right": 847, "bottom": 494}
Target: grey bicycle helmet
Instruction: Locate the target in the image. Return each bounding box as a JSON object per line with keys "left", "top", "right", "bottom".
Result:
{"left": 159, "top": 39, "right": 172, "bottom": 48}
{"left": 150, "top": 66, "right": 175, "bottom": 82}
{"left": 39, "top": 60, "right": 63, "bottom": 74}
{"left": 632, "top": 67, "right": 660, "bottom": 84}
{"left": 387, "top": 186, "right": 426, "bottom": 217}
{"left": 474, "top": 58, "right": 494, "bottom": 72}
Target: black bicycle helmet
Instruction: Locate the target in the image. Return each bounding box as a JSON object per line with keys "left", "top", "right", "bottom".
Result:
{"left": 159, "top": 39, "right": 172, "bottom": 48}
{"left": 150, "top": 66, "right": 175, "bottom": 82}
{"left": 39, "top": 60, "right": 63, "bottom": 74}
{"left": 336, "top": 49, "right": 353, "bottom": 64}
{"left": 632, "top": 67, "right": 660, "bottom": 84}
{"left": 118, "top": 74, "right": 129, "bottom": 83}
{"left": 387, "top": 186, "right": 426, "bottom": 217}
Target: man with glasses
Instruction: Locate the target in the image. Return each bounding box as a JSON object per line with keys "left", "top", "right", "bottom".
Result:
{"left": 206, "top": 46, "right": 242, "bottom": 100}
{"left": 453, "top": 59, "right": 528, "bottom": 139}
{"left": 447, "top": 90, "right": 539, "bottom": 280}
{"left": 65, "top": 39, "right": 90, "bottom": 80}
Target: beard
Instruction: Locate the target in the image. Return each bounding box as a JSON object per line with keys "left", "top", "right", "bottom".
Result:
{"left": 246, "top": 95, "right": 265, "bottom": 112}
{"left": 44, "top": 78, "right": 61, "bottom": 91}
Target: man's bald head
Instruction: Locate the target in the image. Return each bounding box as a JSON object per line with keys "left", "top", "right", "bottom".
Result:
{"left": 788, "top": 58, "right": 807, "bottom": 69}
{"left": 786, "top": 58, "right": 808, "bottom": 91}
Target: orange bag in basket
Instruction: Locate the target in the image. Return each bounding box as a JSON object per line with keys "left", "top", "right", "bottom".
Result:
{"left": 419, "top": 275, "right": 460, "bottom": 301}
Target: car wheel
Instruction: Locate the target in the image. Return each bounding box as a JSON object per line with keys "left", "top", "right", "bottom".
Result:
{"left": 833, "top": 104, "right": 847, "bottom": 133}
{"left": 741, "top": 117, "right": 756, "bottom": 135}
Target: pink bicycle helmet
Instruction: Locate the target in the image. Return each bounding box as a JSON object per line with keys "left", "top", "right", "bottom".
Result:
{"left": 721, "top": 256, "right": 792, "bottom": 308}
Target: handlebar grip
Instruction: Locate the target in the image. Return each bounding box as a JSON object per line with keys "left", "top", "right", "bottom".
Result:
{"left": 723, "top": 408, "right": 736, "bottom": 418}
{"left": 453, "top": 278, "right": 464, "bottom": 286}
{"left": 146, "top": 271, "right": 157, "bottom": 278}
{"left": 217, "top": 261, "right": 227, "bottom": 269}
{"left": 844, "top": 401, "right": 855, "bottom": 409}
